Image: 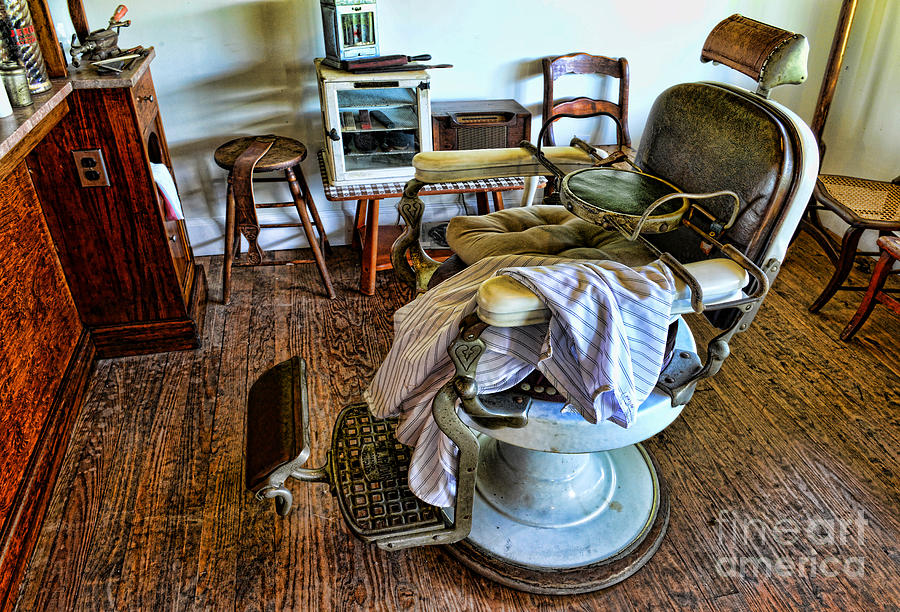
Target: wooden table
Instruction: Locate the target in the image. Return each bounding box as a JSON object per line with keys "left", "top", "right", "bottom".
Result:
{"left": 317, "top": 151, "right": 538, "bottom": 295}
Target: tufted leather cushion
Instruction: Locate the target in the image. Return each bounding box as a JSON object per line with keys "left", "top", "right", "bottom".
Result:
{"left": 445, "top": 205, "right": 655, "bottom": 267}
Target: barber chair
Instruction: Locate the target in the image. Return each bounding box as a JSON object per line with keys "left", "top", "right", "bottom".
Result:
{"left": 244, "top": 15, "right": 818, "bottom": 594}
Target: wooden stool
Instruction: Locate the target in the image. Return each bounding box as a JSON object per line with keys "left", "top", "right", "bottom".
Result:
{"left": 215, "top": 135, "right": 335, "bottom": 302}
{"left": 840, "top": 235, "right": 900, "bottom": 340}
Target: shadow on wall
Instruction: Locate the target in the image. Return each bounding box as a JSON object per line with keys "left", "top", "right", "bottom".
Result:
{"left": 148, "top": 0, "right": 333, "bottom": 252}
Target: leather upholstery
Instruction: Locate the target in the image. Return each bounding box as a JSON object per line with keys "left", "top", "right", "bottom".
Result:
{"left": 637, "top": 82, "right": 794, "bottom": 263}
{"left": 413, "top": 147, "right": 593, "bottom": 182}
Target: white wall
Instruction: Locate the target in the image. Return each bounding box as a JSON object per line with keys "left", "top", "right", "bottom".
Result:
{"left": 48, "top": 0, "right": 898, "bottom": 255}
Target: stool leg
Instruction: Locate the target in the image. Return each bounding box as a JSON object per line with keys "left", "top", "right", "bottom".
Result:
{"left": 809, "top": 226, "right": 864, "bottom": 313}
{"left": 285, "top": 167, "right": 336, "bottom": 299}
{"left": 840, "top": 250, "right": 894, "bottom": 340}
{"left": 292, "top": 164, "right": 332, "bottom": 254}
{"left": 491, "top": 190, "right": 505, "bottom": 211}
{"left": 223, "top": 176, "right": 236, "bottom": 303}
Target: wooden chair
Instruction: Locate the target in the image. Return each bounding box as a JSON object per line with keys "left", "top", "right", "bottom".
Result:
{"left": 540, "top": 52, "right": 630, "bottom": 148}
{"left": 803, "top": 174, "right": 900, "bottom": 313}
{"left": 215, "top": 135, "right": 335, "bottom": 302}
{"left": 840, "top": 235, "right": 900, "bottom": 340}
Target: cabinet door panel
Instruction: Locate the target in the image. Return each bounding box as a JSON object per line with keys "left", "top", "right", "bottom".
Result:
{"left": 0, "top": 163, "right": 81, "bottom": 532}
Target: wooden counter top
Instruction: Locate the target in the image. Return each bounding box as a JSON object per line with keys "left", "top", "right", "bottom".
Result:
{"left": 0, "top": 51, "right": 156, "bottom": 180}
{"left": 0, "top": 81, "right": 72, "bottom": 167}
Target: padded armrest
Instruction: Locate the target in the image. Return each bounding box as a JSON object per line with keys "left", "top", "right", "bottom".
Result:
{"left": 414, "top": 146, "right": 593, "bottom": 183}
{"left": 476, "top": 258, "right": 750, "bottom": 327}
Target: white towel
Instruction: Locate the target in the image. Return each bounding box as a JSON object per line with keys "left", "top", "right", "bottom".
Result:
{"left": 364, "top": 254, "right": 676, "bottom": 507}
{"left": 151, "top": 162, "right": 184, "bottom": 220}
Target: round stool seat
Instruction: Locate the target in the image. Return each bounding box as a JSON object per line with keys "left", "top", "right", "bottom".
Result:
{"left": 214, "top": 135, "right": 307, "bottom": 172}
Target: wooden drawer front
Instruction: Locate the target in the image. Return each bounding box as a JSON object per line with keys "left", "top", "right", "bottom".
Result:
{"left": 132, "top": 69, "right": 159, "bottom": 132}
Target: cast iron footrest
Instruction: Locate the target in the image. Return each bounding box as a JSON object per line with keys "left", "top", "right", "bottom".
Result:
{"left": 331, "top": 403, "right": 444, "bottom": 544}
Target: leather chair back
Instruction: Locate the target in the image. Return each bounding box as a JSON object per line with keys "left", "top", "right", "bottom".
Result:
{"left": 637, "top": 82, "right": 803, "bottom": 265}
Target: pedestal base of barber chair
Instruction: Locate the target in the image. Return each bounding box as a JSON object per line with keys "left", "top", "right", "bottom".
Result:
{"left": 440, "top": 438, "right": 668, "bottom": 595}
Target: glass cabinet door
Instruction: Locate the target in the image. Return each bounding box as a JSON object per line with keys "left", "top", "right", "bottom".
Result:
{"left": 316, "top": 59, "right": 432, "bottom": 185}
{"left": 336, "top": 87, "right": 421, "bottom": 173}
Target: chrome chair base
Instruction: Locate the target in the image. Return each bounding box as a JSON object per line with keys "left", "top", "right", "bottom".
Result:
{"left": 444, "top": 441, "right": 669, "bottom": 595}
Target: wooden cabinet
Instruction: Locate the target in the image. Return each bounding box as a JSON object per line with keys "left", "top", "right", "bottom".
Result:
{"left": 27, "top": 56, "right": 206, "bottom": 357}
{"left": 0, "top": 98, "right": 94, "bottom": 611}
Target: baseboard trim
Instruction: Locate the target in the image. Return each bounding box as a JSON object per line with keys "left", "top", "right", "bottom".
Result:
{"left": 0, "top": 330, "right": 95, "bottom": 612}
{"left": 185, "top": 196, "right": 476, "bottom": 256}
{"left": 91, "top": 318, "right": 200, "bottom": 358}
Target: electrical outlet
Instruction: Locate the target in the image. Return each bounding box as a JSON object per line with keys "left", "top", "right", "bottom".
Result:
{"left": 72, "top": 149, "right": 110, "bottom": 187}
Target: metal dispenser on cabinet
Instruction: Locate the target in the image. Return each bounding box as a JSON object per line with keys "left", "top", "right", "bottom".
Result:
{"left": 320, "top": 0, "right": 379, "bottom": 62}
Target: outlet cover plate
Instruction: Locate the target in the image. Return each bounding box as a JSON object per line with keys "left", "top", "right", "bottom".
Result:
{"left": 72, "top": 149, "right": 110, "bottom": 187}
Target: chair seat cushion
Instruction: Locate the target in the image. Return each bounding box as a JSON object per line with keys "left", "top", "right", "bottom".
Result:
{"left": 446, "top": 205, "right": 656, "bottom": 266}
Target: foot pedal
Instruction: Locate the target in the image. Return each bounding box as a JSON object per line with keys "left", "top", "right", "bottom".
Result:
{"left": 330, "top": 403, "right": 443, "bottom": 545}
{"left": 246, "top": 356, "right": 325, "bottom": 516}
{"left": 245, "top": 358, "right": 445, "bottom": 545}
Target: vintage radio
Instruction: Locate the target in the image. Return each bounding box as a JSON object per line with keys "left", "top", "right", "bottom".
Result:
{"left": 431, "top": 99, "right": 531, "bottom": 151}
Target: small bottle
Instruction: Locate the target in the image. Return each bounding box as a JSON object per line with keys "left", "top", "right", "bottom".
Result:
{"left": 0, "top": 61, "right": 32, "bottom": 107}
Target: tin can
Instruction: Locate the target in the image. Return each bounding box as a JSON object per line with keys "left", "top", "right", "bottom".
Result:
{"left": 0, "top": 0, "right": 51, "bottom": 93}
{"left": 1, "top": 61, "right": 32, "bottom": 106}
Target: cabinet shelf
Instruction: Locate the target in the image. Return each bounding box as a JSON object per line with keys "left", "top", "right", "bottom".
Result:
{"left": 340, "top": 106, "right": 418, "bottom": 132}
{"left": 337, "top": 88, "right": 416, "bottom": 109}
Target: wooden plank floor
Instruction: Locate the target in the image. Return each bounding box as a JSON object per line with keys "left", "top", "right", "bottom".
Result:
{"left": 15, "top": 232, "right": 900, "bottom": 611}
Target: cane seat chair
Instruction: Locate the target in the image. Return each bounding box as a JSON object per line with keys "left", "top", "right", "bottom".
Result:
{"left": 244, "top": 15, "right": 817, "bottom": 595}
{"left": 803, "top": 174, "right": 900, "bottom": 313}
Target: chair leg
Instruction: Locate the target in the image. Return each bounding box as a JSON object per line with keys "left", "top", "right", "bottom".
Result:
{"left": 286, "top": 167, "right": 336, "bottom": 299}
{"left": 223, "top": 176, "right": 236, "bottom": 303}
{"left": 840, "top": 250, "right": 894, "bottom": 340}
{"left": 293, "top": 164, "right": 332, "bottom": 254}
{"left": 799, "top": 215, "right": 839, "bottom": 264}
{"left": 809, "top": 226, "right": 865, "bottom": 313}
{"left": 352, "top": 199, "right": 365, "bottom": 250}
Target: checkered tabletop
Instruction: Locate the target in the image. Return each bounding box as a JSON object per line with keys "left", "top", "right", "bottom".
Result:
{"left": 317, "top": 151, "right": 537, "bottom": 201}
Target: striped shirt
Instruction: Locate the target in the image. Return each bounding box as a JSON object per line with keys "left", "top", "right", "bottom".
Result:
{"left": 364, "top": 254, "right": 676, "bottom": 507}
